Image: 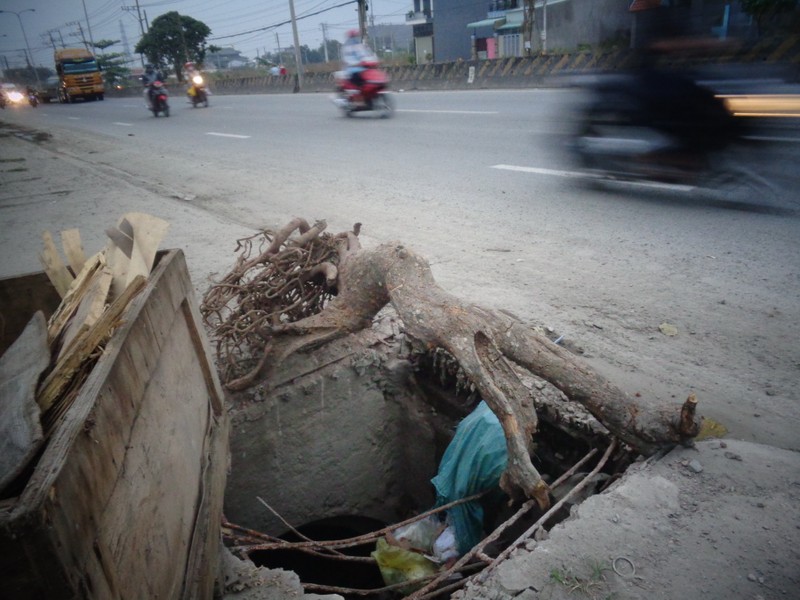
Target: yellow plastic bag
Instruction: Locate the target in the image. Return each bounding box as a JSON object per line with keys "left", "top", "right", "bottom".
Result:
{"left": 371, "top": 537, "right": 438, "bottom": 593}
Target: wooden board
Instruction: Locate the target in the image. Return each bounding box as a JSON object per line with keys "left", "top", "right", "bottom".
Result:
{"left": 0, "top": 250, "right": 228, "bottom": 600}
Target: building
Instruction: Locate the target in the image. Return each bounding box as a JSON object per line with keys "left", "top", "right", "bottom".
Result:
{"left": 205, "top": 48, "right": 251, "bottom": 70}
{"left": 404, "top": 0, "right": 760, "bottom": 63}
{"left": 406, "top": 0, "right": 436, "bottom": 63}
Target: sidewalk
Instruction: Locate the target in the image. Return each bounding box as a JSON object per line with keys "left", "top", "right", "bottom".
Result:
{"left": 460, "top": 439, "right": 800, "bottom": 600}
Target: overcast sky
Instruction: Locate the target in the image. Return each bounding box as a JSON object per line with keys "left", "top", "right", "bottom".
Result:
{"left": 0, "top": 0, "right": 410, "bottom": 70}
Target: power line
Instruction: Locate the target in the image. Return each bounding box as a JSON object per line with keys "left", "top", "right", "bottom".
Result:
{"left": 208, "top": 0, "right": 355, "bottom": 42}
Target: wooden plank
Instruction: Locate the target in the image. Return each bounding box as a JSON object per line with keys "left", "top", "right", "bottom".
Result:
{"left": 39, "top": 231, "right": 73, "bottom": 298}
{"left": 36, "top": 275, "right": 147, "bottom": 413}
{"left": 60, "top": 229, "right": 86, "bottom": 276}
{"left": 46, "top": 252, "right": 104, "bottom": 342}
{"left": 57, "top": 267, "right": 112, "bottom": 363}
{"left": 124, "top": 213, "right": 169, "bottom": 288}
{"left": 100, "top": 309, "right": 208, "bottom": 598}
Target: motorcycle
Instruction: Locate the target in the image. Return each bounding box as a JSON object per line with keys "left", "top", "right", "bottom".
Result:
{"left": 187, "top": 74, "right": 209, "bottom": 108}
{"left": 27, "top": 89, "right": 39, "bottom": 108}
{"left": 147, "top": 81, "right": 170, "bottom": 117}
{"left": 570, "top": 70, "right": 742, "bottom": 186}
{"left": 332, "top": 59, "right": 394, "bottom": 118}
{"left": 4, "top": 89, "right": 25, "bottom": 107}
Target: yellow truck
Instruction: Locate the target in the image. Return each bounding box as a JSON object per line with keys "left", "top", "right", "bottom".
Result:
{"left": 54, "top": 48, "right": 104, "bottom": 102}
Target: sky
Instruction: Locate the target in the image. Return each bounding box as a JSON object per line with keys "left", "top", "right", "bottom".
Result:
{"left": 0, "top": 0, "right": 410, "bottom": 70}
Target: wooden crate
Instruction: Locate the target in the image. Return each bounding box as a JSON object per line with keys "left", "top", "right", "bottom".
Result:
{"left": 0, "top": 249, "right": 229, "bottom": 600}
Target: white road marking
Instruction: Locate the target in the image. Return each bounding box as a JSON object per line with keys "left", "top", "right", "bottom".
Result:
{"left": 206, "top": 132, "right": 251, "bottom": 139}
{"left": 491, "top": 164, "right": 695, "bottom": 192}
{"left": 398, "top": 109, "right": 499, "bottom": 115}
{"left": 67, "top": 116, "right": 80, "bottom": 120}
{"left": 113, "top": 122, "right": 133, "bottom": 126}
{"left": 492, "top": 164, "right": 587, "bottom": 179}
{"left": 744, "top": 134, "right": 800, "bottom": 143}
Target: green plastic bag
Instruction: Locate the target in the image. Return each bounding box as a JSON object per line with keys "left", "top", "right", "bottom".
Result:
{"left": 371, "top": 537, "right": 438, "bottom": 592}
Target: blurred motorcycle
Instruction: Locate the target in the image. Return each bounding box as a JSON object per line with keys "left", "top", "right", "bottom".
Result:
{"left": 27, "top": 88, "right": 39, "bottom": 108}
{"left": 571, "top": 70, "right": 742, "bottom": 185}
{"left": 332, "top": 59, "right": 394, "bottom": 118}
{"left": 187, "top": 74, "right": 209, "bottom": 108}
{"left": 5, "top": 89, "right": 26, "bottom": 107}
{"left": 147, "top": 80, "right": 169, "bottom": 117}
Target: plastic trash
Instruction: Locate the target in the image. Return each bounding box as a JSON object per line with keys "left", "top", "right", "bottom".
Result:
{"left": 392, "top": 515, "right": 442, "bottom": 552}
{"left": 371, "top": 537, "right": 438, "bottom": 593}
{"left": 430, "top": 400, "right": 508, "bottom": 555}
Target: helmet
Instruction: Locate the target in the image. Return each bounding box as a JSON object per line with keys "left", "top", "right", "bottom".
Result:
{"left": 347, "top": 29, "right": 361, "bottom": 39}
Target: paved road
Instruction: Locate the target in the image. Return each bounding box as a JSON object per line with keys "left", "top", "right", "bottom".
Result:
{"left": 1, "top": 88, "right": 799, "bottom": 451}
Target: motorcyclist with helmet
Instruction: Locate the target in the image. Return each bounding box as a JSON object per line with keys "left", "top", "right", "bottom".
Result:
{"left": 184, "top": 61, "right": 210, "bottom": 106}
{"left": 184, "top": 61, "right": 200, "bottom": 82}
{"left": 141, "top": 63, "right": 165, "bottom": 110}
{"left": 341, "top": 29, "right": 378, "bottom": 92}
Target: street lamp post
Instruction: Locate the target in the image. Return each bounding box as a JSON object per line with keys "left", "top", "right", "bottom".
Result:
{"left": 0, "top": 8, "right": 41, "bottom": 88}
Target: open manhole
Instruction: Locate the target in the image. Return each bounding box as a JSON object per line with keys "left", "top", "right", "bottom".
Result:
{"left": 221, "top": 327, "right": 637, "bottom": 599}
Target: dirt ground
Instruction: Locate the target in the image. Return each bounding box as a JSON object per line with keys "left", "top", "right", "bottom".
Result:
{"left": 1, "top": 120, "right": 799, "bottom": 600}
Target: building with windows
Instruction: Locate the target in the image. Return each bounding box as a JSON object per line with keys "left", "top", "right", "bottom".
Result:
{"left": 404, "top": 0, "right": 757, "bottom": 63}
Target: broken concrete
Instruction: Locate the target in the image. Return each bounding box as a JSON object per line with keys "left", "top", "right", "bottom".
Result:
{"left": 223, "top": 315, "right": 451, "bottom": 537}
{"left": 457, "top": 439, "right": 800, "bottom": 600}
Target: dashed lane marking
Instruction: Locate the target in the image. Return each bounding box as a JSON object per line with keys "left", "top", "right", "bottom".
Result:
{"left": 206, "top": 132, "right": 251, "bottom": 139}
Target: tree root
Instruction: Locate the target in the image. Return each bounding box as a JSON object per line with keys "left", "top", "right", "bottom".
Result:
{"left": 203, "top": 220, "right": 700, "bottom": 510}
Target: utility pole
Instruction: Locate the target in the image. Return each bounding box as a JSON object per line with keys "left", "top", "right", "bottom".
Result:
{"left": 122, "top": 1, "right": 147, "bottom": 66}
{"left": 44, "top": 31, "right": 58, "bottom": 52}
{"left": 275, "top": 32, "right": 281, "bottom": 64}
{"left": 321, "top": 23, "right": 329, "bottom": 63}
{"left": 522, "top": 0, "right": 535, "bottom": 56}
{"left": 0, "top": 8, "right": 41, "bottom": 87}
{"left": 121, "top": 1, "right": 146, "bottom": 36}
{"left": 53, "top": 28, "right": 66, "bottom": 48}
{"left": 81, "top": 0, "right": 96, "bottom": 52}
{"left": 288, "top": 0, "right": 303, "bottom": 90}
{"left": 541, "top": 0, "right": 548, "bottom": 54}
{"left": 77, "top": 22, "right": 89, "bottom": 51}
{"left": 357, "top": 0, "right": 368, "bottom": 41}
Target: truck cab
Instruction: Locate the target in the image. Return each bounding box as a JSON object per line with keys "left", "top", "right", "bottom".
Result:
{"left": 54, "top": 48, "right": 105, "bottom": 103}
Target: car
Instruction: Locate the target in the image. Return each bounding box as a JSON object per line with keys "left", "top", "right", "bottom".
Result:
{"left": 39, "top": 76, "right": 61, "bottom": 103}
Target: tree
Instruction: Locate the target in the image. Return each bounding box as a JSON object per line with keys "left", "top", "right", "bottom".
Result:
{"left": 92, "top": 39, "right": 130, "bottom": 90}
{"left": 134, "top": 11, "right": 211, "bottom": 82}
{"left": 93, "top": 38, "right": 119, "bottom": 55}
{"left": 740, "top": 0, "right": 799, "bottom": 35}
{"left": 97, "top": 53, "right": 131, "bottom": 89}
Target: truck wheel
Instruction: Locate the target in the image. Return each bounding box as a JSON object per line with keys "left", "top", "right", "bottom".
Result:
{"left": 98, "top": 94, "right": 104, "bottom": 101}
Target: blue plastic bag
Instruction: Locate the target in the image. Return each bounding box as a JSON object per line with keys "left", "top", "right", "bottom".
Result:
{"left": 430, "top": 401, "right": 508, "bottom": 555}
